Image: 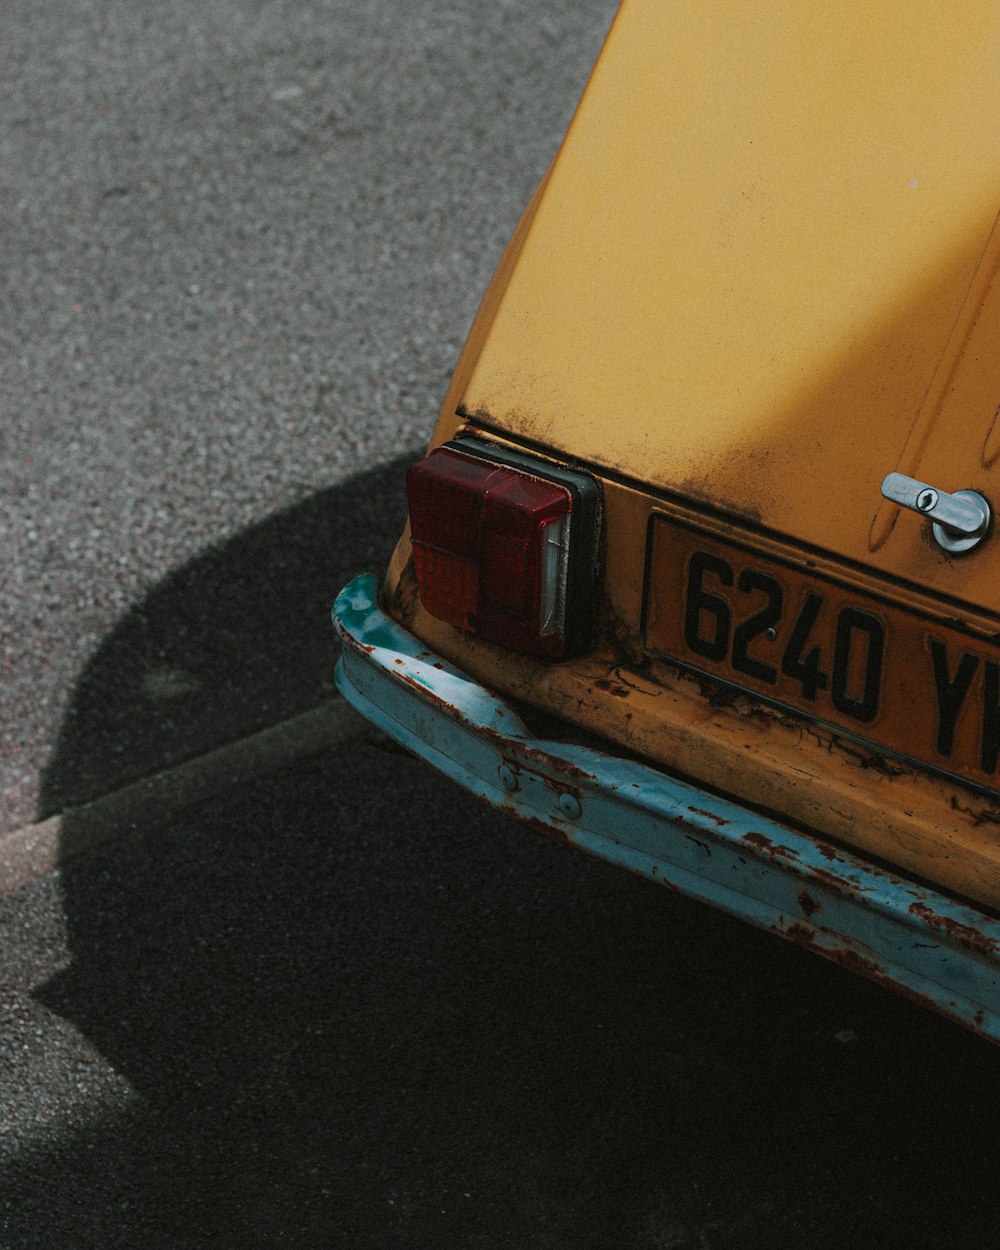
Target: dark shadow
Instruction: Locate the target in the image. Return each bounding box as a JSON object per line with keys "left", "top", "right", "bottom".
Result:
{"left": 39, "top": 458, "right": 411, "bottom": 817}
{"left": 5, "top": 460, "right": 1000, "bottom": 1248}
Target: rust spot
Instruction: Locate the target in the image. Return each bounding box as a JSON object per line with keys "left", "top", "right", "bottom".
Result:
{"left": 802, "top": 723, "right": 913, "bottom": 781}
{"left": 817, "top": 844, "right": 839, "bottom": 862}
{"left": 510, "top": 811, "right": 572, "bottom": 845}
{"left": 742, "top": 834, "right": 863, "bottom": 898}
{"left": 950, "top": 795, "right": 1000, "bottom": 829}
{"left": 390, "top": 560, "right": 422, "bottom": 625}
{"left": 594, "top": 678, "right": 631, "bottom": 698}
{"left": 743, "top": 831, "right": 800, "bottom": 861}
{"left": 543, "top": 776, "right": 579, "bottom": 799}
{"left": 460, "top": 404, "right": 558, "bottom": 452}
{"left": 515, "top": 744, "right": 594, "bottom": 783}
{"left": 743, "top": 831, "right": 773, "bottom": 851}
{"left": 806, "top": 866, "right": 863, "bottom": 897}
{"left": 687, "top": 805, "right": 729, "bottom": 827}
{"left": 399, "top": 671, "right": 439, "bottom": 702}
{"left": 908, "top": 902, "right": 1000, "bottom": 958}
{"left": 699, "top": 680, "right": 742, "bottom": 712}
{"left": 613, "top": 665, "right": 664, "bottom": 696}
{"left": 784, "top": 924, "right": 894, "bottom": 990}
{"left": 798, "top": 891, "right": 820, "bottom": 918}
{"left": 674, "top": 474, "right": 764, "bottom": 526}
{"left": 778, "top": 921, "right": 945, "bottom": 1019}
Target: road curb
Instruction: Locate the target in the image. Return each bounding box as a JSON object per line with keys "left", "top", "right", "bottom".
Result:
{"left": 0, "top": 698, "right": 367, "bottom": 895}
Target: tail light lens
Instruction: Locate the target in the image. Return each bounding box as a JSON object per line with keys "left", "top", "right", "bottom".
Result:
{"left": 406, "top": 437, "right": 600, "bottom": 658}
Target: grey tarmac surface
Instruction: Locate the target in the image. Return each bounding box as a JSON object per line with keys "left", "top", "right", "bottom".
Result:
{"left": 1, "top": 0, "right": 616, "bottom": 833}
{"left": 3, "top": 742, "right": 1000, "bottom": 1248}
{"left": 6, "top": 1, "right": 1000, "bottom": 1246}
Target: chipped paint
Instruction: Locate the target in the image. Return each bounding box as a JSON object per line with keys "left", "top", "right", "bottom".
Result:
{"left": 507, "top": 810, "right": 573, "bottom": 846}
{"left": 798, "top": 891, "right": 820, "bottom": 918}
{"left": 908, "top": 902, "right": 1000, "bottom": 958}
{"left": 778, "top": 922, "right": 946, "bottom": 1022}
{"left": 594, "top": 678, "right": 631, "bottom": 698}
{"left": 334, "top": 575, "right": 1000, "bottom": 1045}
{"left": 742, "top": 831, "right": 800, "bottom": 861}
{"left": 688, "top": 805, "right": 729, "bottom": 827}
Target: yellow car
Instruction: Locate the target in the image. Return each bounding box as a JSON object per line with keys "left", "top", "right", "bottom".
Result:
{"left": 335, "top": 0, "right": 1000, "bottom": 1040}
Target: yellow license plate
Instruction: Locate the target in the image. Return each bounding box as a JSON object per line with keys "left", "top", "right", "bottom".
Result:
{"left": 643, "top": 514, "right": 1000, "bottom": 794}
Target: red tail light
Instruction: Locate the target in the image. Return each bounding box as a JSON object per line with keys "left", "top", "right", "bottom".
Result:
{"left": 406, "top": 438, "right": 599, "bottom": 657}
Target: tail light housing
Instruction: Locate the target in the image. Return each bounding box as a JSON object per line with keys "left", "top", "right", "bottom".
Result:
{"left": 406, "top": 436, "right": 601, "bottom": 658}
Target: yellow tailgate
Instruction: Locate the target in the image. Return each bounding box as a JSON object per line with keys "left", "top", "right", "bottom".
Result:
{"left": 451, "top": 0, "right": 1000, "bottom": 611}
{"left": 388, "top": 0, "right": 1000, "bottom": 907}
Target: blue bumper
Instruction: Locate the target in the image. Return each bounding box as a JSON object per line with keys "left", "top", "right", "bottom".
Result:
{"left": 334, "top": 574, "right": 1000, "bottom": 1043}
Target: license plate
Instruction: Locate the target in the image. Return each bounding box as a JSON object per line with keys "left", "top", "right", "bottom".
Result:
{"left": 643, "top": 514, "right": 1000, "bottom": 794}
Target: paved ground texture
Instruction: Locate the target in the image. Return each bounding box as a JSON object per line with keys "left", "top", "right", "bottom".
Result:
{"left": 3, "top": 744, "right": 1000, "bottom": 1249}
{"left": 7, "top": 3, "right": 1000, "bottom": 1248}
{"left": 1, "top": 0, "right": 616, "bottom": 832}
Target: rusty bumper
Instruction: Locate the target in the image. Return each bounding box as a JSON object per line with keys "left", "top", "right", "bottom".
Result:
{"left": 334, "top": 573, "right": 1000, "bottom": 1044}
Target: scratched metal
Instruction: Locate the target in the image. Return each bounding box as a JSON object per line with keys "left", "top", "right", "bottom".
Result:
{"left": 334, "top": 574, "right": 1000, "bottom": 1043}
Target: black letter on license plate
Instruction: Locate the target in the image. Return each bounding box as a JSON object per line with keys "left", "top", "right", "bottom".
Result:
{"left": 929, "top": 639, "right": 979, "bottom": 759}
{"left": 982, "top": 661, "right": 1000, "bottom": 775}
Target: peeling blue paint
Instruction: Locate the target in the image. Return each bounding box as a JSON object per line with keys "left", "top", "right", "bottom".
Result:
{"left": 334, "top": 574, "right": 1000, "bottom": 1043}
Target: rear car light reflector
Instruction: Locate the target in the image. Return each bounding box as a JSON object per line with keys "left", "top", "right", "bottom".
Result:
{"left": 406, "top": 438, "right": 599, "bottom": 657}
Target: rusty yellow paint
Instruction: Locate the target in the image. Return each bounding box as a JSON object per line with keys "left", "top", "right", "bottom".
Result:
{"left": 427, "top": 0, "right": 1000, "bottom": 610}
{"left": 386, "top": 471, "right": 1000, "bottom": 912}
{"left": 388, "top": 0, "right": 1000, "bottom": 904}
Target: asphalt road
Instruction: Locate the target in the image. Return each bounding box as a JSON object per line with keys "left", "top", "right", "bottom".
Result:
{"left": 1, "top": 0, "right": 616, "bottom": 831}
{"left": 4, "top": 740, "right": 1000, "bottom": 1249}
{"left": 6, "top": 1, "right": 1000, "bottom": 1246}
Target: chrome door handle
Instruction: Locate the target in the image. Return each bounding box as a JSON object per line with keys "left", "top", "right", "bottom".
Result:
{"left": 880, "top": 473, "right": 990, "bottom": 553}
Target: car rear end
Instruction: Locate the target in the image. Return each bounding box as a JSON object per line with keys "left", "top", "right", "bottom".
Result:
{"left": 335, "top": 0, "right": 1000, "bottom": 1038}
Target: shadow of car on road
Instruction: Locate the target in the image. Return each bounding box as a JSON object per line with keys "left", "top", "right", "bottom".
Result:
{"left": 4, "top": 458, "right": 1000, "bottom": 1248}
